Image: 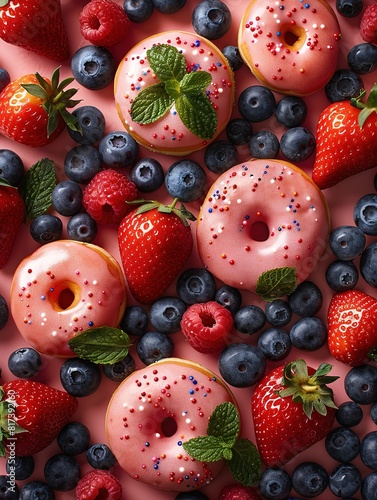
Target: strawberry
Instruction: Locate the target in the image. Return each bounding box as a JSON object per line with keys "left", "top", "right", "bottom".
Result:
{"left": 0, "top": 379, "right": 78, "bottom": 457}
{"left": 0, "top": 182, "right": 25, "bottom": 269}
{"left": 0, "top": 0, "right": 70, "bottom": 61}
{"left": 219, "top": 484, "right": 262, "bottom": 500}
{"left": 0, "top": 67, "right": 81, "bottom": 147}
{"left": 311, "top": 83, "right": 377, "bottom": 190}
{"left": 251, "top": 359, "right": 338, "bottom": 466}
{"left": 327, "top": 289, "right": 377, "bottom": 366}
{"left": 118, "top": 198, "right": 195, "bottom": 304}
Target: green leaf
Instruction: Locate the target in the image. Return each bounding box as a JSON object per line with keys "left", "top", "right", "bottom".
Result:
{"left": 207, "top": 402, "right": 239, "bottom": 445}
{"left": 19, "top": 158, "right": 56, "bottom": 219}
{"left": 131, "top": 83, "right": 174, "bottom": 124}
{"left": 227, "top": 438, "right": 262, "bottom": 486}
{"left": 21, "top": 83, "right": 48, "bottom": 100}
{"left": 165, "top": 79, "right": 181, "bottom": 100}
{"left": 68, "top": 327, "right": 132, "bottom": 365}
{"left": 182, "top": 435, "right": 227, "bottom": 462}
{"left": 180, "top": 71, "right": 212, "bottom": 95}
{"left": 146, "top": 44, "right": 186, "bottom": 83}
{"left": 176, "top": 93, "right": 217, "bottom": 139}
{"left": 256, "top": 266, "right": 297, "bottom": 301}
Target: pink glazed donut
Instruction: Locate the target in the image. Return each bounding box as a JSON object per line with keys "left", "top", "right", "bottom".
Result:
{"left": 196, "top": 159, "right": 331, "bottom": 294}
{"left": 238, "top": 0, "right": 342, "bottom": 96}
{"left": 105, "top": 358, "right": 238, "bottom": 491}
{"left": 10, "top": 240, "right": 127, "bottom": 357}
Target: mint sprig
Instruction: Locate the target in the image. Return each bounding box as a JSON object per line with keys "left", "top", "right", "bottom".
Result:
{"left": 130, "top": 44, "right": 217, "bottom": 139}
{"left": 182, "top": 402, "right": 262, "bottom": 486}
{"left": 256, "top": 266, "right": 297, "bottom": 301}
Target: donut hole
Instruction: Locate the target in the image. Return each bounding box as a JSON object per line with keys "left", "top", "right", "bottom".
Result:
{"left": 250, "top": 221, "right": 269, "bottom": 242}
{"left": 58, "top": 288, "right": 75, "bottom": 310}
{"left": 161, "top": 416, "right": 178, "bottom": 437}
{"left": 49, "top": 281, "right": 81, "bottom": 311}
{"left": 281, "top": 25, "right": 306, "bottom": 50}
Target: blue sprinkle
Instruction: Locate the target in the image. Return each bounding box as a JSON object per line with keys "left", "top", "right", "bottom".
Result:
{"left": 203, "top": 393, "right": 207, "bottom": 397}
{"left": 171, "top": 137, "right": 175, "bottom": 141}
{"left": 216, "top": 62, "right": 222, "bottom": 67}
{"left": 40, "top": 295, "right": 46, "bottom": 300}
{"left": 288, "top": 205, "right": 292, "bottom": 209}
{"left": 189, "top": 389, "right": 194, "bottom": 394}
{"left": 245, "top": 215, "right": 250, "bottom": 220}
{"left": 304, "top": 2, "right": 310, "bottom": 7}
{"left": 189, "top": 376, "right": 194, "bottom": 380}
{"left": 192, "top": 379, "right": 198, "bottom": 385}
{"left": 293, "top": 209, "right": 297, "bottom": 213}
{"left": 208, "top": 208, "right": 213, "bottom": 213}
{"left": 279, "top": 4, "right": 284, "bottom": 9}
{"left": 185, "top": 475, "right": 190, "bottom": 480}
{"left": 195, "top": 40, "right": 200, "bottom": 46}
{"left": 50, "top": 288, "right": 54, "bottom": 292}
{"left": 145, "top": 442, "right": 150, "bottom": 447}
{"left": 88, "top": 321, "right": 94, "bottom": 327}
{"left": 278, "top": 227, "right": 282, "bottom": 231}
{"left": 177, "top": 441, "right": 182, "bottom": 446}
{"left": 277, "top": 31, "right": 281, "bottom": 37}
{"left": 154, "top": 465, "right": 159, "bottom": 469}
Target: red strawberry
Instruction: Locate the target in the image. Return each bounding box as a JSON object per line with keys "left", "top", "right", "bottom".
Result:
{"left": 219, "top": 483, "right": 262, "bottom": 500}
{"left": 251, "top": 359, "right": 338, "bottom": 466}
{"left": 0, "top": 183, "right": 25, "bottom": 269}
{"left": 118, "top": 198, "right": 194, "bottom": 304}
{"left": 327, "top": 289, "right": 377, "bottom": 366}
{"left": 0, "top": 380, "right": 78, "bottom": 457}
{"left": 311, "top": 83, "right": 377, "bottom": 190}
{"left": 0, "top": 68, "right": 80, "bottom": 147}
{"left": 360, "top": 4, "right": 377, "bottom": 45}
{"left": 76, "top": 469, "right": 122, "bottom": 500}
{"left": 0, "top": 0, "right": 70, "bottom": 61}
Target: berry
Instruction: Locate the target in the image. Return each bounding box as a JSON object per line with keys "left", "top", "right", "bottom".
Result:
{"left": 19, "top": 481, "right": 54, "bottom": 500}
{"left": 214, "top": 285, "right": 242, "bottom": 314}
{"left": 123, "top": 0, "right": 154, "bottom": 23}
{"left": 280, "top": 127, "right": 316, "bottom": 162}
{"left": 30, "top": 214, "right": 63, "bottom": 244}
{"left": 354, "top": 193, "right": 377, "bottom": 235}
{"left": 218, "top": 343, "right": 266, "bottom": 388}
{"left": 238, "top": 85, "right": 276, "bottom": 122}
{"left": 329, "top": 225, "right": 366, "bottom": 260}
{"left": 329, "top": 463, "right": 362, "bottom": 497}
{"left": 248, "top": 130, "right": 279, "bottom": 159}
{"left": 291, "top": 462, "right": 328, "bottom": 498}
{"left": 264, "top": 299, "right": 292, "bottom": 327}
{"left": 120, "top": 305, "right": 149, "bottom": 337}
{"left": 218, "top": 484, "right": 261, "bottom": 500}
{"left": 204, "top": 140, "right": 238, "bottom": 174}
{"left": 289, "top": 316, "right": 328, "bottom": 351}
{"left": 360, "top": 4, "right": 377, "bottom": 44}
{"left": 60, "top": 358, "right": 102, "bottom": 397}
{"left": 336, "top": 0, "right": 363, "bottom": 17}
{"left": 288, "top": 281, "right": 323, "bottom": 317}
{"left": 176, "top": 492, "right": 209, "bottom": 500}
{"left": 44, "top": 453, "right": 80, "bottom": 491}
{"left": 360, "top": 241, "right": 377, "bottom": 287}
{"left": 345, "top": 364, "right": 377, "bottom": 404}
{"left": 371, "top": 401, "right": 377, "bottom": 423}
{"left": 165, "top": 159, "right": 207, "bottom": 202}
{"left": 67, "top": 213, "right": 98, "bottom": 243}
{"left": 152, "top": 0, "right": 186, "bottom": 14}
{"left": 0, "top": 476, "right": 19, "bottom": 499}
{"left": 6, "top": 455, "right": 34, "bottom": 480}
{"left": 348, "top": 43, "right": 377, "bottom": 74}
{"left": 76, "top": 470, "right": 122, "bottom": 500}
{"left": 0, "top": 68, "right": 10, "bottom": 93}
{"left": 7, "top": 347, "right": 42, "bottom": 378}
{"left": 361, "top": 471, "right": 377, "bottom": 500}
{"left": 275, "top": 95, "right": 307, "bottom": 128}
{"left": 149, "top": 296, "right": 187, "bottom": 334}
{"left": 67, "top": 105, "right": 106, "bottom": 145}
{"left": 336, "top": 400, "right": 363, "bottom": 427}
{"left": 83, "top": 169, "right": 138, "bottom": 224}
{"left": 222, "top": 45, "right": 244, "bottom": 72}
{"left": 57, "top": 422, "right": 91, "bottom": 455}
{"left": 234, "top": 305, "right": 266, "bottom": 335}
{"left": 176, "top": 268, "right": 216, "bottom": 304}
{"left": 257, "top": 327, "right": 292, "bottom": 361}
{"left": 191, "top": 0, "right": 232, "bottom": 40}
{"left": 52, "top": 180, "right": 83, "bottom": 216}
{"left": 64, "top": 145, "right": 102, "bottom": 183}
{"left": 259, "top": 467, "right": 292, "bottom": 500}
{"left": 325, "top": 426, "right": 360, "bottom": 462}
{"left": 99, "top": 131, "right": 139, "bottom": 169}
{"left": 0, "top": 295, "right": 9, "bottom": 330}
{"left": 103, "top": 353, "right": 135, "bottom": 381}
{"left": 180, "top": 301, "right": 233, "bottom": 354}
{"left": 71, "top": 45, "right": 116, "bottom": 91}
{"left": 325, "top": 259, "right": 359, "bottom": 291}
{"left": 360, "top": 431, "right": 377, "bottom": 470}
{"left": 86, "top": 443, "right": 117, "bottom": 469}
{"left": 137, "top": 331, "right": 174, "bottom": 365}
{"left": 130, "top": 158, "right": 164, "bottom": 192}
{"left": 226, "top": 118, "right": 253, "bottom": 145}
{"left": 0, "top": 149, "right": 24, "bottom": 186}
{"left": 79, "top": 0, "right": 130, "bottom": 47}
{"left": 325, "top": 69, "right": 364, "bottom": 102}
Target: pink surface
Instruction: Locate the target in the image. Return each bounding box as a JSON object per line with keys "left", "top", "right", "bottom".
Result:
{"left": 0, "top": 1, "right": 376, "bottom": 499}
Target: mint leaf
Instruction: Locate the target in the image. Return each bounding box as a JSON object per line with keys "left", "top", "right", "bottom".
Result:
{"left": 227, "top": 438, "right": 262, "bottom": 487}
{"left": 146, "top": 44, "right": 186, "bottom": 83}
{"left": 19, "top": 158, "right": 56, "bottom": 219}
{"left": 180, "top": 71, "right": 212, "bottom": 95}
{"left": 131, "top": 83, "right": 173, "bottom": 124}
{"left": 256, "top": 266, "right": 297, "bottom": 301}
{"left": 183, "top": 435, "right": 228, "bottom": 462}
{"left": 68, "top": 327, "right": 132, "bottom": 364}
{"left": 165, "top": 79, "right": 181, "bottom": 100}
{"left": 176, "top": 93, "right": 217, "bottom": 139}
{"left": 208, "top": 402, "right": 239, "bottom": 445}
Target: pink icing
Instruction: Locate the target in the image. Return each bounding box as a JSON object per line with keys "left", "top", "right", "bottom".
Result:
{"left": 105, "top": 358, "right": 237, "bottom": 491}
{"left": 238, "top": 0, "right": 342, "bottom": 96}
{"left": 10, "top": 240, "right": 127, "bottom": 357}
{"left": 114, "top": 30, "right": 235, "bottom": 155}
{"left": 196, "top": 159, "right": 331, "bottom": 293}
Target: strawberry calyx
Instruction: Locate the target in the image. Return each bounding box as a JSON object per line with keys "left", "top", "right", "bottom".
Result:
{"left": 278, "top": 359, "right": 338, "bottom": 419}
{"left": 128, "top": 197, "right": 196, "bottom": 226}
{"left": 350, "top": 82, "right": 377, "bottom": 128}
{"left": 21, "top": 67, "right": 82, "bottom": 138}
{"left": 0, "top": 386, "right": 28, "bottom": 458}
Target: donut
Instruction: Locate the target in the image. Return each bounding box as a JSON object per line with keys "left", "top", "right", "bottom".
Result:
{"left": 196, "top": 159, "right": 331, "bottom": 294}
{"left": 10, "top": 240, "right": 127, "bottom": 357}
{"left": 114, "top": 30, "right": 235, "bottom": 155}
{"left": 238, "top": 0, "right": 342, "bottom": 96}
{"left": 105, "top": 357, "right": 238, "bottom": 491}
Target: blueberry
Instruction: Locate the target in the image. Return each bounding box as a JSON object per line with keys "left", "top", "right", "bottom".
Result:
{"left": 291, "top": 462, "right": 328, "bottom": 497}
{"left": 238, "top": 85, "right": 276, "bottom": 122}
{"left": 0, "top": 476, "right": 19, "bottom": 499}
{"left": 248, "top": 130, "right": 279, "bottom": 159}
{"left": 360, "top": 431, "right": 377, "bottom": 470}
{"left": 64, "top": 145, "right": 102, "bottom": 184}
{"left": 354, "top": 193, "right": 377, "bottom": 235}
{"left": 325, "top": 426, "right": 360, "bottom": 462}
{"left": 289, "top": 316, "right": 327, "bottom": 351}
{"left": 204, "top": 140, "right": 238, "bottom": 174}
{"left": 360, "top": 241, "right": 377, "bottom": 287}
{"left": 44, "top": 453, "right": 80, "bottom": 491}
{"left": 67, "top": 213, "right": 98, "bottom": 243}
{"left": 165, "top": 159, "right": 207, "bottom": 202}
{"left": 0, "top": 149, "right": 24, "bottom": 186}
{"left": 152, "top": 0, "right": 186, "bottom": 14}
{"left": 280, "top": 127, "right": 316, "bottom": 162}
{"left": 214, "top": 285, "right": 242, "bottom": 314}
{"left": 259, "top": 467, "right": 292, "bottom": 500}
{"left": 52, "top": 180, "right": 83, "bottom": 216}
{"left": 60, "top": 357, "right": 101, "bottom": 397}
{"left": 345, "top": 364, "right": 377, "bottom": 405}
{"left": 0, "top": 295, "right": 9, "bottom": 330}
{"left": 336, "top": 401, "right": 363, "bottom": 427}
{"left": 361, "top": 472, "right": 377, "bottom": 500}
{"left": 288, "top": 281, "right": 323, "bottom": 317}
{"left": 86, "top": 443, "right": 117, "bottom": 469}
{"left": 120, "top": 305, "right": 149, "bottom": 337}
{"left": 218, "top": 343, "right": 266, "bottom": 388}
{"left": 19, "top": 480, "right": 54, "bottom": 500}
{"left": 8, "top": 347, "right": 42, "bottom": 378}
{"left": 257, "top": 327, "right": 292, "bottom": 361}
{"left": 275, "top": 95, "right": 307, "bottom": 128}
{"left": 68, "top": 105, "right": 106, "bottom": 145}
{"left": 336, "top": 0, "right": 363, "bottom": 17}
{"left": 6, "top": 455, "right": 34, "bottom": 480}
{"left": 99, "top": 131, "right": 139, "bottom": 169}
{"left": 329, "top": 225, "right": 366, "bottom": 260}
{"left": 234, "top": 305, "right": 266, "bottom": 334}
{"left": 149, "top": 297, "right": 186, "bottom": 334}
{"left": 348, "top": 43, "right": 377, "bottom": 75}
{"left": 103, "top": 353, "right": 135, "bottom": 381}
{"left": 57, "top": 421, "right": 91, "bottom": 455}
{"left": 226, "top": 118, "right": 252, "bottom": 146}
{"left": 137, "top": 331, "right": 174, "bottom": 365}
{"left": 71, "top": 45, "right": 115, "bottom": 91}
{"left": 191, "top": 0, "right": 232, "bottom": 40}
{"left": 130, "top": 158, "right": 164, "bottom": 192}
{"left": 123, "top": 0, "right": 154, "bottom": 23}
{"left": 176, "top": 268, "right": 216, "bottom": 304}
{"left": 0, "top": 68, "right": 10, "bottom": 93}
{"left": 371, "top": 401, "right": 377, "bottom": 424}
{"left": 325, "top": 69, "right": 364, "bottom": 102}
{"left": 222, "top": 45, "right": 244, "bottom": 72}
{"left": 265, "top": 299, "right": 292, "bottom": 327}
{"left": 325, "top": 259, "right": 359, "bottom": 291}
{"left": 30, "top": 214, "right": 63, "bottom": 244}
{"left": 329, "top": 463, "right": 362, "bottom": 497}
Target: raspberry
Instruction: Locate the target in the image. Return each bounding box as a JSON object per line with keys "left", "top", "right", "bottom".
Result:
{"left": 360, "top": 4, "right": 377, "bottom": 44}
{"left": 180, "top": 301, "right": 233, "bottom": 354}
{"left": 79, "top": 0, "right": 130, "bottom": 47}
{"left": 76, "top": 470, "right": 122, "bottom": 500}
{"left": 82, "top": 169, "right": 138, "bottom": 224}
{"left": 219, "top": 484, "right": 262, "bottom": 500}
